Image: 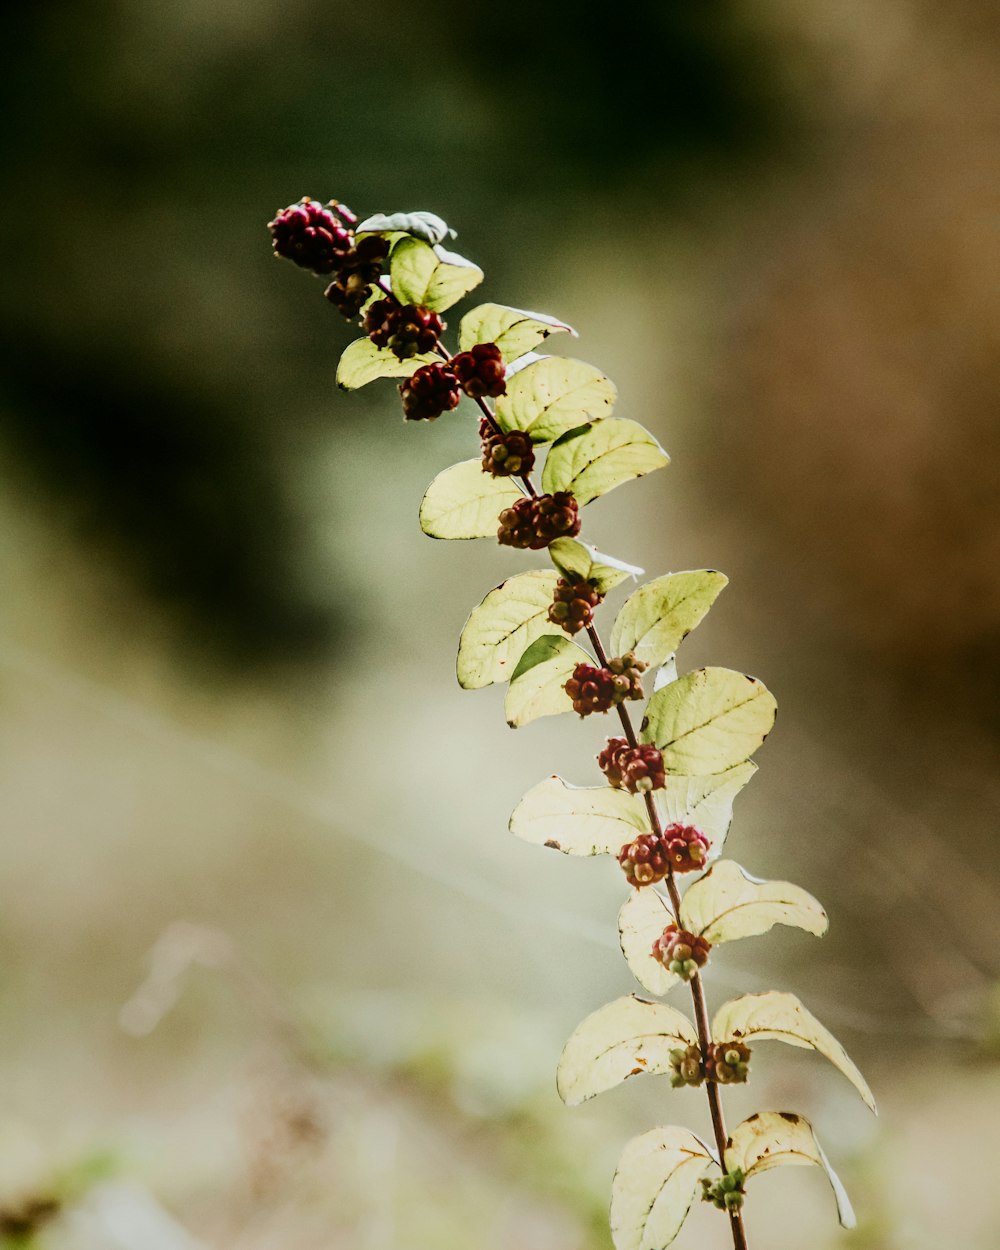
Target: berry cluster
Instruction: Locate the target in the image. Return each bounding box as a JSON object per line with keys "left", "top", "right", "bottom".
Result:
{"left": 497, "top": 492, "right": 580, "bottom": 550}
{"left": 548, "top": 578, "right": 603, "bottom": 635}
{"left": 324, "top": 235, "right": 390, "bottom": 316}
{"left": 452, "top": 343, "right": 506, "bottom": 398}
{"left": 651, "top": 925, "right": 711, "bottom": 980}
{"left": 661, "top": 823, "right": 711, "bottom": 873}
{"left": 617, "top": 832, "right": 672, "bottom": 886}
{"left": 669, "top": 1043, "right": 705, "bottom": 1088}
{"left": 565, "top": 652, "right": 646, "bottom": 717}
{"left": 268, "top": 197, "right": 355, "bottom": 274}
{"left": 364, "top": 299, "right": 444, "bottom": 359}
{"left": 702, "top": 1171, "right": 746, "bottom": 1213}
{"left": 597, "top": 737, "right": 665, "bottom": 792}
{"left": 705, "top": 1041, "right": 751, "bottom": 1085}
{"left": 480, "top": 420, "right": 535, "bottom": 477}
{"left": 399, "top": 364, "right": 462, "bottom": 421}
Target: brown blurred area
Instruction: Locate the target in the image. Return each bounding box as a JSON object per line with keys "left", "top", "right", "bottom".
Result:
{"left": 0, "top": 2, "right": 997, "bottom": 1248}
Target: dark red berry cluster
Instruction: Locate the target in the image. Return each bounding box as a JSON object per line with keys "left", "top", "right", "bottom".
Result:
{"left": 268, "top": 198, "right": 355, "bottom": 274}
{"left": 705, "top": 1041, "right": 751, "bottom": 1085}
{"left": 480, "top": 420, "right": 535, "bottom": 477}
{"left": 617, "top": 832, "right": 672, "bottom": 886}
{"left": 651, "top": 925, "right": 711, "bottom": 980}
{"left": 324, "top": 235, "right": 390, "bottom": 316}
{"left": 497, "top": 492, "right": 580, "bottom": 550}
{"left": 669, "top": 1043, "right": 705, "bottom": 1088}
{"left": 399, "top": 364, "right": 462, "bottom": 421}
{"left": 452, "top": 343, "right": 506, "bottom": 398}
{"left": 364, "top": 299, "right": 444, "bottom": 359}
{"left": 565, "top": 652, "right": 646, "bottom": 718}
{"left": 548, "top": 578, "right": 603, "bottom": 635}
{"left": 661, "top": 823, "right": 711, "bottom": 874}
{"left": 597, "top": 737, "right": 665, "bottom": 792}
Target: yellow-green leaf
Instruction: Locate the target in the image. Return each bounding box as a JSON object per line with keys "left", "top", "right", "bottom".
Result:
{"left": 548, "top": 538, "right": 643, "bottom": 593}
{"left": 456, "top": 570, "right": 560, "bottom": 690}
{"left": 541, "top": 419, "right": 669, "bottom": 505}
{"left": 556, "top": 995, "right": 698, "bottom": 1105}
{"left": 680, "top": 861, "right": 828, "bottom": 944}
{"left": 504, "top": 635, "right": 590, "bottom": 727}
{"left": 618, "top": 889, "right": 681, "bottom": 996}
{"left": 459, "top": 302, "right": 575, "bottom": 358}
{"left": 495, "top": 357, "right": 617, "bottom": 443}
{"left": 726, "top": 1112, "right": 856, "bottom": 1229}
{"left": 610, "top": 571, "right": 728, "bottom": 669}
{"left": 418, "top": 460, "right": 522, "bottom": 540}
{"left": 655, "top": 763, "right": 757, "bottom": 849}
{"left": 336, "top": 337, "right": 437, "bottom": 390}
{"left": 640, "top": 668, "right": 777, "bottom": 775}
{"left": 610, "top": 1126, "right": 716, "bottom": 1250}
{"left": 390, "top": 236, "right": 483, "bottom": 311}
{"left": 712, "top": 992, "right": 876, "bottom": 1113}
{"left": 510, "top": 776, "right": 647, "bottom": 855}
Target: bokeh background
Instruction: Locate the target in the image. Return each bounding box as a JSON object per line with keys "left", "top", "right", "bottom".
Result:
{"left": 1, "top": 2, "right": 998, "bottom": 1247}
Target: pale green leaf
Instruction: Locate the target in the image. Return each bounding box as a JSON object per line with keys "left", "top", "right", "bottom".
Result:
{"left": 419, "top": 460, "right": 523, "bottom": 540}
{"left": 356, "top": 210, "right": 455, "bottom": 245}
{"left": 618, "top": 889, "right": 682, "bottom": 997}
{"left": 655, "top": 763, "right": 757, "bottom": 849}
{"left": 725, "top": 1112, "right": 856, "bottom": 1229}
{"left": 495, "top": 357, "right": 617, "bottom": 443}
{"left": 456, "top": 571, "right": 560, "bottom": 690}
{"left": 548, "top": 538, "right": 643, "bottom": 593}
{"left": 712, "top": 992, "right": 876, "bottom": 1113}
{"left": 541, "top": 419, "right": 669, "bottom": 505}
{"left": 510, "top": 776, "right": 647, "bottom": 855}
{"left": 610, "top": 571, "right": 728, "bottom": 669}
{"left": 390, "top": 236, "right": 483, "bottom": 311}
{"left": 459, "top": 303, "right": 575, "bottom": 358}
{"left": 640, "top": 668, "right": 777, "bottom": 775}
{"left": 680, "top": 861, "right": 828, "bottom": 944}
{"left": 504, "top": 635, "right": 590, "bottom": 727}
{"left": 556, "top": 996, "right": 698, "bottom": 1105}
{"left": 336, "top": 338, "right": 437, "bottom": 390}
{"left": 611, "top": 1126, "right": 716, "bottom": 1250}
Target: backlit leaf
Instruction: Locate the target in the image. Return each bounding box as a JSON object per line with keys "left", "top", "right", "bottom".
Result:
{"left": 390, "top": 236, "right": 483, "bottom": 311}
{"left": 655, "top": 763, "right": 757, "bottom": 850}
{"left": 459, "top": 303, "right": 575, "bottom": 358}
{"left": 336, "top": 338, "right": 437, "bottom": 390}
{"left": 456, "top": 570, "right": 561, "bottom": 690}
{"left": 610, "top": 571, "right": 728, "bottom": 669}
{"left": 726, "top": 1112, "right": 856, "bottom": 1229}
{"left": 510, "top": 776, "right": 647, "bottom": 856}
{"left": 548, "top": 538, "right": 643, "bottom": 593}
{"left": 556, "top": 995, "right": 698, "bottom": 1105}
{"left": 355, "top": 210, "right": 455, "bottom": 245}
{"left": 504, "top": 635, "right": 590, "bottom": 727}
{"left": 618, "top": 889, "right": 681, "bottom": 996}
{"left": 712, "top": 992, "right": 876, "bottom": 1113}
{"left": 495, "top": 357, "right": 617, "bottom": 443}
{"left": 641, "top": 668, "right": 777, "bottom": 775}
{"left": 542, "top": 419, "right": 669, "bottom": 505}
{"left": 611, "top": 1126, "right": 716, "bottom": 1250}
{"left": 680, "top": 861, "right": 828, "bottom": 944}
{"left": 419, "top": 460, "right": 522, "bottom": 540}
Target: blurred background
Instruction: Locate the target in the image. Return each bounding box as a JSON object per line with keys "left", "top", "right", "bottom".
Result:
{"left": 0, "top": 1, "right": 998, "bottom": 1247}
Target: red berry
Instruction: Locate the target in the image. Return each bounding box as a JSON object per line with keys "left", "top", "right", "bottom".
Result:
{"left": 324, "top": 235, "right": 390, "bottom": 316}
{"left": 565, "top": 663, "right": 620, "bottom": 717}
{"left": 452, "top": 343, "right": 507, "bottom": 398}
{"left": 497, "top": 492, "right": 580, "bottom": 550}
{"left": 661, "top": 823, "right": 711, "bottom": 874}
{"left": 617, "top": 831, "right": 672, "bottom": 886}
{"left": 705, "top": 1041, "right": 751, "bottom": 1084}
{"left": 548, "top": 578, "right": 603, "bottom": 635}
{"left": 268, "top": 198, "right": 354, "bottom": 274}
{"left": 597, "top": 738, "right": 665, "bottom": 792}
{"left": 651, "top": 925, "right": 711, "bottom": 979}
{"left": 364, "top": 301, "right": 444, "bottom": 359}
{"left": 399, "top": 364, "right": 461, "bottom": 421}
{"left": 480, "top": 419, "right": 535, "bottom": 477}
